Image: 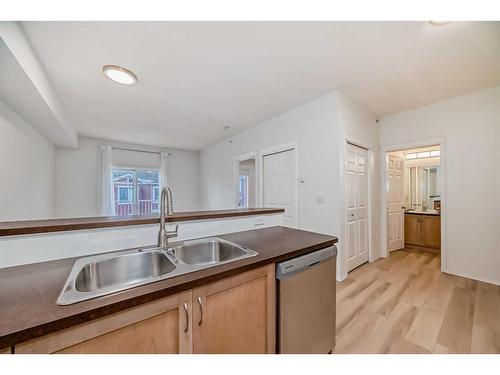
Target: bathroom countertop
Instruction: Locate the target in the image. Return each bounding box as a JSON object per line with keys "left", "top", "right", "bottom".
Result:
{"left": 405, "top": 210, "right": 441, "bottom": 216}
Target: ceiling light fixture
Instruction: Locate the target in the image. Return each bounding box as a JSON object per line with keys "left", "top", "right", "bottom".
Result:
{"left": 429, "top": 21, "right": 452, "bottom": 26}
{"left": 102, "top": 65, "right": 137, "bottom": 86}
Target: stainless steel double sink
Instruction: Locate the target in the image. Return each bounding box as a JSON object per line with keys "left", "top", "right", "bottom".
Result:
{"left": 57, "top": 237, "right": 258, "bottom": 305}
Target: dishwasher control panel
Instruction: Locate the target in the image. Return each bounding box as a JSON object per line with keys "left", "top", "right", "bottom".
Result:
{"left": 276, "top": 245, "right": 337, "bottom": 279}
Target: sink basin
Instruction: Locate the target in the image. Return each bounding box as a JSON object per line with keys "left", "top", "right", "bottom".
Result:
{"left": 170, "top": 238, "right": 247, "bottom": 265}
{"left": 57, "top": 237, "right": 258, "bottom": 305}
{"left": 75, "top": 251, "right": 176, "bottom": 292}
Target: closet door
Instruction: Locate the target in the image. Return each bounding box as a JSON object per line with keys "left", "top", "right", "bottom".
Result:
{"left": 346, "top": 143, "right": 369, "bottom": 271}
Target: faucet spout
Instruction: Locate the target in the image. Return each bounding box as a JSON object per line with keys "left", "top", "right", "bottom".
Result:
{"left": 158, "top": 186, "right": 177, "bottom": 248}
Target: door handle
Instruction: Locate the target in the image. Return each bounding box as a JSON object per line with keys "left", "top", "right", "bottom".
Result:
{"left": 183, "top": 302, "right": 189, "bottom": 333}
{"left": 197, "top": 296, "right": 203, "bottom": 325}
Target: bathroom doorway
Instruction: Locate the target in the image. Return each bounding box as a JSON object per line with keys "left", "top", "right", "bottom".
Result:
{"left": 381, "top": 141, "right": 446, "bottom": 269}
{"left": 234, "top": 153, "right": 257, "bottom": 208}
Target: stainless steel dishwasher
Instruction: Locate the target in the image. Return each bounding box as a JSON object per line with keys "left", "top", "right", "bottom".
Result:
{"left": 276, "top": 246, "right": 337, "bottom": 354}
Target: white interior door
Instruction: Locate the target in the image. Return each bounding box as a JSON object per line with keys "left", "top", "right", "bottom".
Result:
{"left": 387, "top": 154, "right": 405, "bottom": 251}
{"left": 263, "top": 149, "right": 297, "bottom": 228}
{"left": 345, "top": 143, "right": 369, "bottom": 272}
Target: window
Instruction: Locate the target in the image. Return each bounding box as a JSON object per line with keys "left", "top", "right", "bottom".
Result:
{"left": 417, "top": 151, "right": 430, "bottom": 158}
{"left": 405, "top": 149, "right": 440, "bottom": 160}
{"left": 153, "top": 186, "right": 160, "bottom": 202}
{"left": 118, "top": 186, "right": 133, "bottom": 203}
{"left": 112, "top": 168, "right": 160, "bottom": 216}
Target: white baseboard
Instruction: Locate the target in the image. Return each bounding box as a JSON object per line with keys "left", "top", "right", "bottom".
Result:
{"left": 443, "top": 267, "right": 500, "bottom": 286}
{"left": 337, "top": 272, "right": 347, "bottom": 282}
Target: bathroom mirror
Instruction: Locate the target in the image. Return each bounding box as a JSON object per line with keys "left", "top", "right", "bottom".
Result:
{"left": 407, "top": 166, "right": 440, "bottom": 210}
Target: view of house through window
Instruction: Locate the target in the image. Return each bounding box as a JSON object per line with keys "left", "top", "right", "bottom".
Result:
{"left": 112, "top": 169, "right": 160, "bottom": 216}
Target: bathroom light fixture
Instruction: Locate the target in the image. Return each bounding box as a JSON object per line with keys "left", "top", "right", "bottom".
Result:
{"left": 102, "top": 65, "right": 137, "bottom": 86}
{"left": 429, "top": 21, "right": 452, "bottom": 26}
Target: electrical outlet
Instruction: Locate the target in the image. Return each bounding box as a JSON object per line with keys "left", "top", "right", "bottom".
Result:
{"left": 316, "top": 195, "right": 325, "bottom": 204}
{"left": 254, "top": 217, "right": 265, "bottom": 226}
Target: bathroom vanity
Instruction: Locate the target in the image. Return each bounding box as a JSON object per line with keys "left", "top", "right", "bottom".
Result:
{"left": 404, "top": 211, "right": 441, "bottom": 253}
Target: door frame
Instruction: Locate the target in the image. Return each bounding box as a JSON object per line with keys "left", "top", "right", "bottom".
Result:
{"left": 341, "top": 138, "right": 374, "bottom": 280}
{"left": 258, "top": 141, "right": 298, "bottom": 228}
{"left": 233, "top": 151, "right": 258, "bottom": 208}
{"left": 379, "top": 137, "right": 447, "bottom": 273}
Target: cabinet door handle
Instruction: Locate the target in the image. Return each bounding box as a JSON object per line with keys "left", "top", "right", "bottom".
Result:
{"left": 183, "top": 302, "right": 189, "bottom": 333}
{"left": 197, "top": 296, "right": 203, "bottom": 326}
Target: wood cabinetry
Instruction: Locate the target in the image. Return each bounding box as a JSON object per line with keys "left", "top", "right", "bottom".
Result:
{"left": 192, "top": 264, "right": 275, "bottom": 354}
{"left": 404, "top": 214, "right": 441, "bottom": 252}
{"left": 404, "top": 214, "right": 421, "bottom": 246}
{"left": 14, "top": 265, "right": 276, "bottom": 354}
{"left": 15, "top": 291, "right": 192, "bottom": 354}
{"left": 1, "top": 347, "right": 11, "bottom": 354}
{"left": 421, "top": 215, "right": 441, "bottom": 249}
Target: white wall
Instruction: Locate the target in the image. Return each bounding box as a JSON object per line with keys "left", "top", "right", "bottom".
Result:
{"left": 55, "top": 136, "right": 200, "bottom": 218}
{"left": 0, "top": 213, "right": 283, "bottom": 269}
{"left": 0, "top": 99, "right": 56, "bottom": 220}
{"left": 380, "top": 85, "right": 500, "bottom": 285}
{"left": 199, "top": 91, "right": 379, "bottom": 279}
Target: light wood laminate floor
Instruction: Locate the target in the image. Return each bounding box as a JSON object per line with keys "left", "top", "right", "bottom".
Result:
{"left": 334, "top": 249, "right": 500, "bottom": 353}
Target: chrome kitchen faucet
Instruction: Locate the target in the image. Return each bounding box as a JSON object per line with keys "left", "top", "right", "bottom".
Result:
{"left": 157, "top": 186, "right": 178, "bottom": 248}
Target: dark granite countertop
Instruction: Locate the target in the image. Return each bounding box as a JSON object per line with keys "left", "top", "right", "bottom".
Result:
{"left": 0, "top": 226, "right": 337, "bottom": 349}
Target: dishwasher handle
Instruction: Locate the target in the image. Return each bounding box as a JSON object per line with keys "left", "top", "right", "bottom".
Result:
{"left": 276, "top": 246, "right": 337, "bottom": 280}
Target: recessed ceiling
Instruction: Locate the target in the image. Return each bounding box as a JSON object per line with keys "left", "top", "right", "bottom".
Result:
{"left": 21, "top": 21, "right": 500, "bottom": 151}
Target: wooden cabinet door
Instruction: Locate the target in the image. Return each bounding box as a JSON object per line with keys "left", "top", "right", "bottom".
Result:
{"left": 422, "top": 216, "right": 441, "bottom": 249}
{"left": 15, "top": 291, "right": 193, "bottom": 354}
{"left": 193, "top": 264, "right": 276, "bottom": 354}
{"left": 404, "top": 214, "right": 422, "bottom": 246}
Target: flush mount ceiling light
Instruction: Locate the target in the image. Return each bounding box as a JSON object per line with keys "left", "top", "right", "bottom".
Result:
{"left": 429, "top": 21, "right": 452, "bottom": 26}
{"left": 102, "top": 65, "right": 137, "bottom": 86}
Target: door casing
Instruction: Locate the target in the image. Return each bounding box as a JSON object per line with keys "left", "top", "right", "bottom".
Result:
{"left": 233, "top": 152, "right": 258, "bottom": 208}
{"left": 379, "top": 138, "right": 447, "bottom": 273}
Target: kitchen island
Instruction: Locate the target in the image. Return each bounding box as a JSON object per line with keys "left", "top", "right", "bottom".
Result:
{"left": 0, "top": 226, "right": 337, "bottom": 353}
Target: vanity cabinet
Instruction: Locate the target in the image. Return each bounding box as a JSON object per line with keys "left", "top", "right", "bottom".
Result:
{"left": 404, "top": 214, "right": 441, "bottom": 251}
{"left": 192, "top": 264, "right": 275, "bottom": 354}
{"left": 404, "top": 214, "right": 422, "bottom": 246}
{"left": 14, "top": 265, "right": 275, "bottom": 354}
{"left": 15, "top": 291, "right": 193, "bottom": 354}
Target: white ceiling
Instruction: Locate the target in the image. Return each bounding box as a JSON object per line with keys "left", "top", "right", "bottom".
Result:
{"left": 21, "top": 21, "right": 500, "bottom": 151}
